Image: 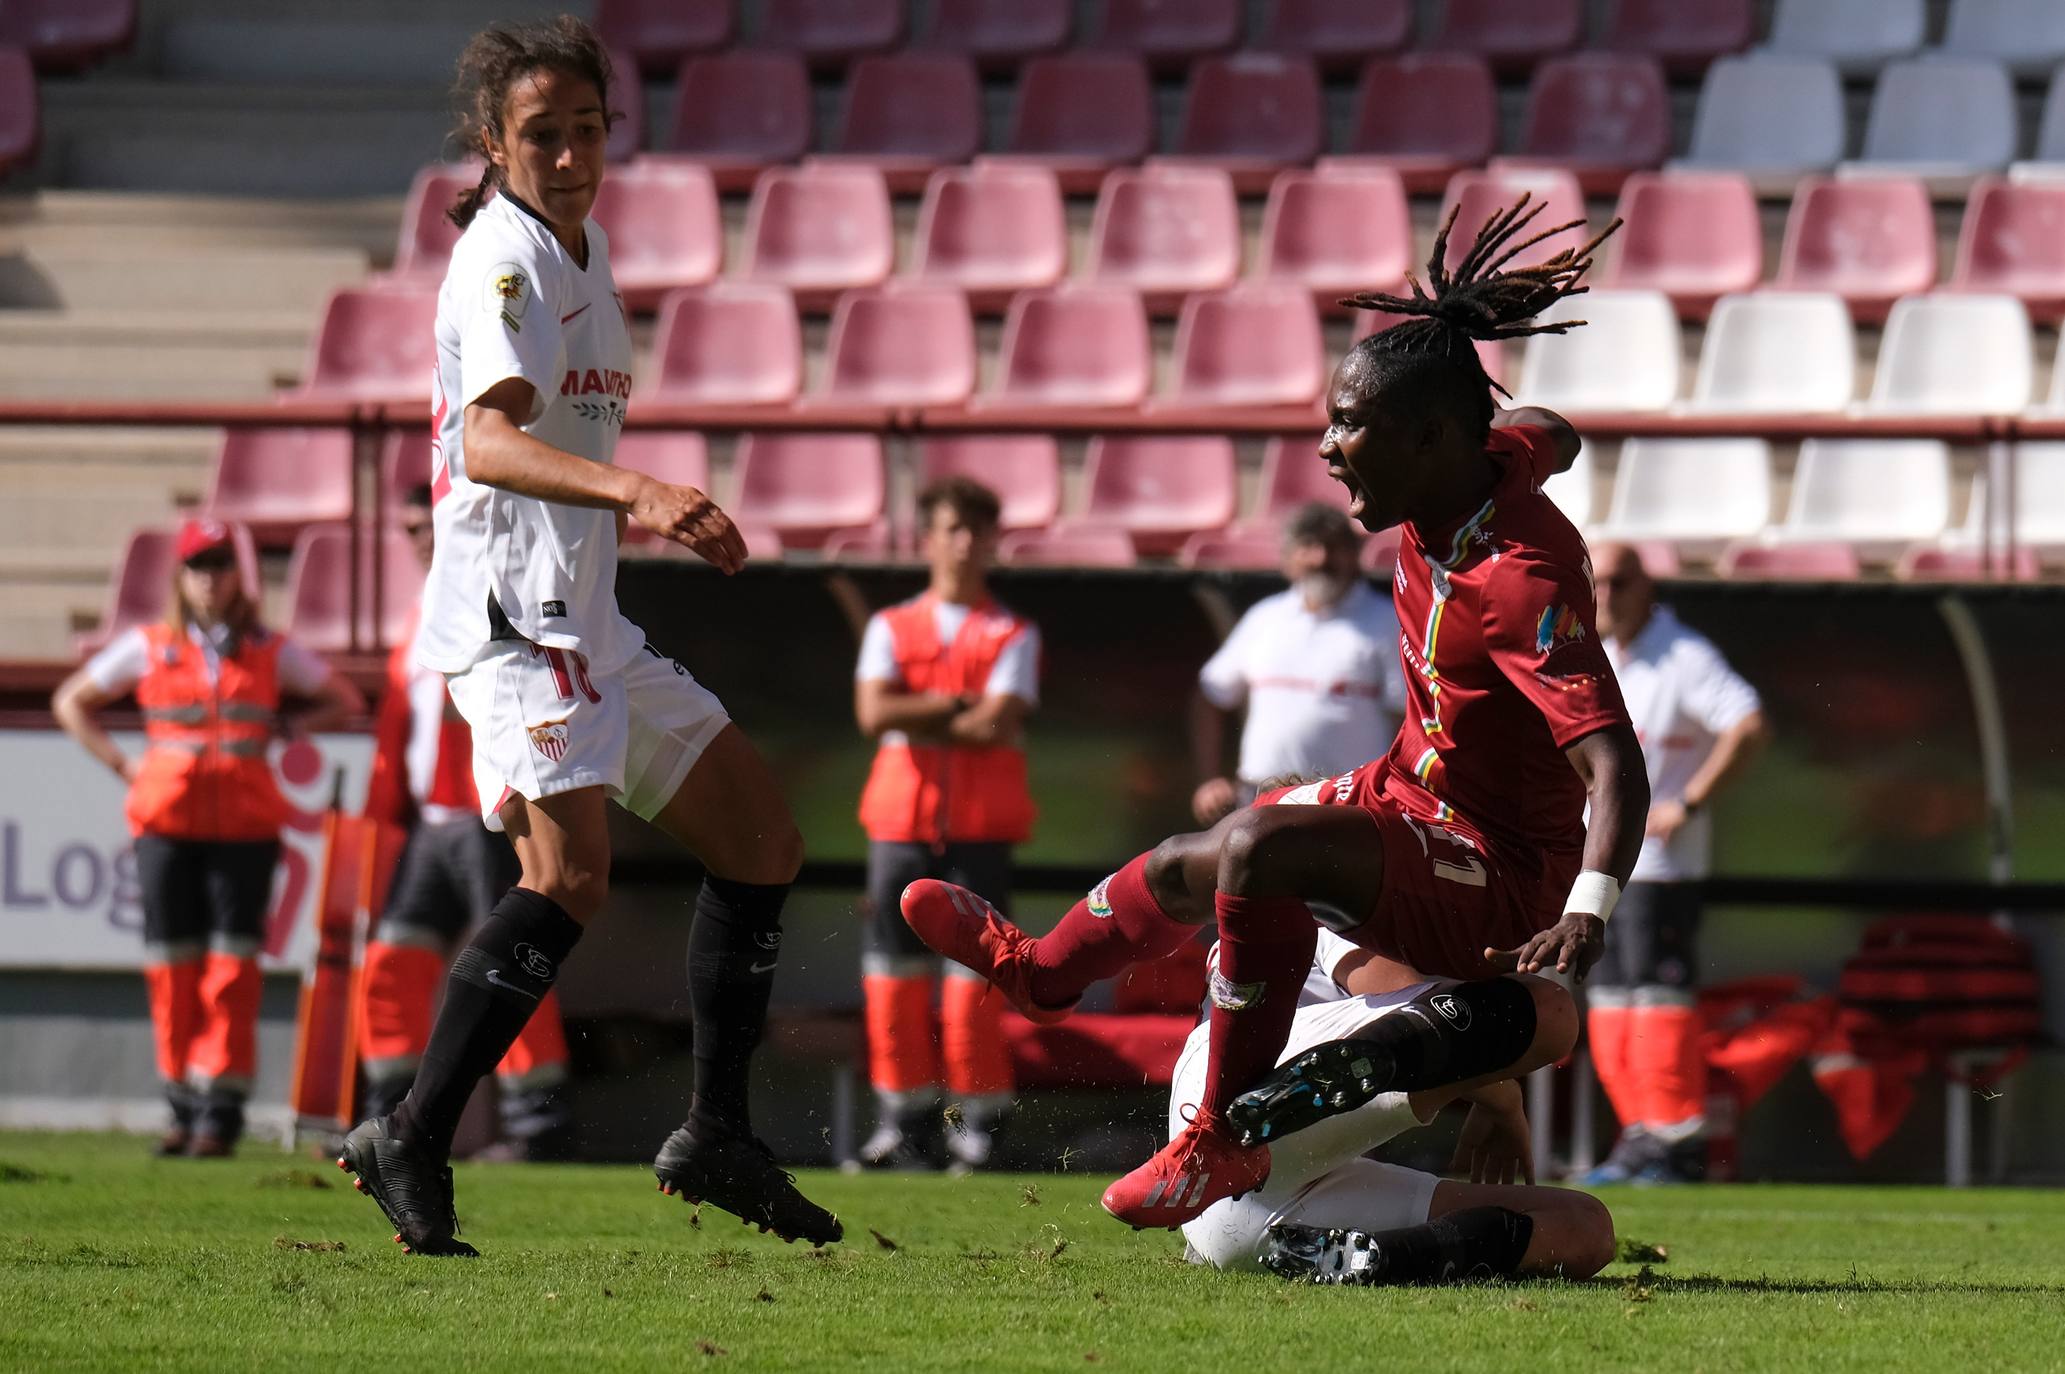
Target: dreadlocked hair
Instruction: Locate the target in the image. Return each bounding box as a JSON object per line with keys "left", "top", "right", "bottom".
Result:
{"left": 445, "top": 14, "right": 619, "bottom": 230}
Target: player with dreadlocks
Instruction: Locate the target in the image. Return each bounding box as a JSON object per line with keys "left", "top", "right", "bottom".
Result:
{"left": 901, "top": 198, "right": 1651, "bottom": 1234}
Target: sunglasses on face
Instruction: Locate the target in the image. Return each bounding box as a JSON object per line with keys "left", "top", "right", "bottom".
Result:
{"left": 184, "top": 551, "right": 236, "bottom": 572}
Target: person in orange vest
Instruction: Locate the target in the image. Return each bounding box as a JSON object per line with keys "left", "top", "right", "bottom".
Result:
{"left": 357, "top": 484, "right": 572, "bottom": 1159}
{"left": 51, "top": 517, "right": 363, "bottom": 1156}
{"left": 854, "top": 477, "right": 1040, "bottom": 1171}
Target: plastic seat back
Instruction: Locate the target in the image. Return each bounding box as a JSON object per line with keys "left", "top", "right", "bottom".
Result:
{"left": 917, "top": 436, "right": 1062, "bottom": 531}
{"left": 1004, "top": 53, "right": 1155, "bottom": 174}
{"left": 1940, "top": 0, "right": 2065, "bottom": 78}
{"left": 834, "top": 52, "right": 983, "bottom": 165}
{"left": 394, "top": 164, "right": 476, "bottom": 276}
{"left": 1776, "top": 176, "right": 1937, "bottom": 321}
{"left": 1867, "top": 293, "right": 2034, "bottom": 414}
{"left": 666, "top": 51, "right": 812, "bottom": 172}
{"left": 1342, "top": 54, "right": 1497, "bottom": 188}
{"left": 1426, "top": 0, "right": 1582, "bottom": 66}
{"left": 1438, "top": 167, "right": 1588, "bottom": 273}
{"left": 1683, "top": 54, "right": 1844, "bottom": 176}
{"left": 302, "top": 286, "right": 437, "bottom": 399}
{"left": 1086, "top": 165, "right": 1242, "bottom": 305}
{"left": 1256, "top": 436, "right": 1351, "bottom": 522}
{"left": 649, "top": 282, "right": 802, "bottom": 404}
{"left": 1857, "top": 58, "right": 2015, "bottom": 173}
{"left": 1164, "top": 285, "right": 1326, "bottom": 408}
{"left": 756, "top": 0, "right": 904, "bottom": 60}
{"left": 595, "top": 0, "right": 734, "bottom": 71}
{"left": 989, "top": 285, "right": 1152, "bottom": 407}
{"left": 739, "top": 164, "right": 894, "bottom": 302}
{"left": 1254, "top": 0, "right": 1411, "bottom": 70}
{"left": 1080, "top": 435, "right": 1239, "bottom": 554}
{"left": 615, "top": 432, "right": 713, "bottom": 546}
{"left": 1600, "top": 0, "right": 1754, "bottom": 72}
{"left": 818, "top": 283, "right": 976, "bottom": 406}
{"left": 1602, "top": 172, "right": 1761, "bottom": 316}
{"left": 0, "top": 47, "right": 40, "bottom": 171}
{"left": 1091, "top": 0, "right": 1240, "bottom": 63}
{"left": 1258, "top": 166, "right": 1413, "bottom": 305}
{"left": 919, "top": 0, "right": 1071, "bottom": 61}
{"left": 1172, "top": 55, "right": 1326, "bottom": 180}
{"left": 731, "top": 433, "right": 887, "bottom": 548}
{"left": 1690, "top": 291, "right": 1856, "bottom": 413}
{"left": 910, "top": 163, "right": 1067, "bottom": 306}
{"left": 996, "top": 526, "right": 1138, "bottom": 567}
{"left": 1516, "top": 290, "right": 1681, "bottom": 411}
{"left": 1605, "top": 437, "right": 1773, "bottom": 540}
{"left": 1952, "top": 177, "right": 2065, "bottom": 319}
{"left": 1783, "top": 439, "right": 1952, "bottom": 541}
{"left": 1520, "top": 53, "right": 1672, "bottom": 179}
{"left": 285, "top": 523, "right": 422, "bottom": 653}
{"left": 1764, "top": 0, "right": 1923, "bottom": 76}
{"left": 204, "top": 427, "right": 355, "bottom": 542}
{"left": 590, "top": 160, "right": 722, "bottom": 307}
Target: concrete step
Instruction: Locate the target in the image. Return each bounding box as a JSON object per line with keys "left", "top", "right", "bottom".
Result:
{"left": 0, "top": 246, "right": 368, "bottom": 314}
{"left": 0, "top": 191, "right": 403, "bottom": 263}
{"left": 0, "top": 311, "right": 309, "bottom": 398}
{"left": 143, "top": 0, "right": 581, "bottom": 87}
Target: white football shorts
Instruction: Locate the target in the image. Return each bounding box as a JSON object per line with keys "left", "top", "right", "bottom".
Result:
{"left": 446, "top": 637, "right": 732, "bottom": 832}
{"left": 1174, "top": 985, "right": 1442, "bottom": 1271}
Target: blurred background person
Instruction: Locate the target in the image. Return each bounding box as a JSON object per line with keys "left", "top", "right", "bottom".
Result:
{"left": 357, "top": 484, "right": 572, "bottom": 1161}
{"left": 1191, "top": 503, "right": 1407, "bottom": 826}
{"left": 853, "top": 477, "right": 1040, "bottom": 1171}
{"left": 1584, "top": 541, "right": 1770, "bottom": 1185}
{"left": 49, "top": 518, "right": 362, "bottom": 1156}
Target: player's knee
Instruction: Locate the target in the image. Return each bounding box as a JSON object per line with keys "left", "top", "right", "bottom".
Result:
{"left": 1525, "top": 977, "right": 1580, "bottom": 1062}
{"left": 523, "top": 859, "right": 609, "bottom": 923}
{"left": 1558, "top": 1190, "right": 1616, "bottom": 1279}
{"left": 1144, "top": 838, "right": 1207, "bottom": 921}
{"left": 1213, "top": 810, "right": 1280, "bottom": 892}
{"left": 763, "top": 820, "right": 805, "bottom": 885}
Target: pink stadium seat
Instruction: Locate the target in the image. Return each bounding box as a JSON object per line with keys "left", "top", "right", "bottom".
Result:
{"left": 81, "top": 523, "right": 263, "bottom": 655}
{"left": 825, "top": 52, "right": 983, "bottom": 193}
{"left": 614, "top": 431, "right": 712, "bottom": 548}
{"left": 665, "top": 51, "right": 812, "bottom": 190}
{"left": 984, "top": 284, "right": 1153, "bottom": 409}
{"left": 739, "top": 165, "right": 894, "bottom": 309}
{"left": 916, "top": 436, "right": 1062, "bottom": 531}
{"left": 203, "top": 428, "right": 355, "bottom": 546}
{"left": 1716, "top": 542, "right": 1864, "bottom": 580}
{"left": 1952, "top": 177, "right": 2065, "bottom": 322}
{"left": 591, "top": 161, "right": 721, "bottom": 310}
{"left": 813, "top": 283, "right": 976, "bottom": 407}
{"left": 755, "top": 0, "right": 904, "bottom": 62}
{"left": 1518, "top": 54, "right": 1671, "bottom": 195}
{"left": 648, "top": 282, "right": 802, "bottom": 405}
{"left": 1167, "top": 55, "right": 1326, "bottom": 194}
{"left": 1178, "top": 528, "right": 1293, "bottom": 570}
{"left": 1087, "top": 165, "right": 1241, "bottom": 313}
{"left": 1359, "top": 527, "right": 1403, "bottom": 576}
{"left": 605, "top": 47, "right": 643, "bottom": 162}
{"left": 1091, "top": 0, "right": 1240, "bottom": 67}
{"left": 1254, "top": 435, "right": 1350, "bottom": 525}
{"left": 1161, "top": 285, "right": 1327, "bottom": 409}
{"left": 919, "top": 0, "right": 1071, "bottom": 63}
{"left": 996, "top": 526, "right": 1138, "bottom": 567}
{"left": 0, "top": 47, "right": 37, "bottom": 173}
{"left": 1426, "top": 0, "right": 1582, "bottom": 71}
{"left": 0, "top": 0, "right": 134, "bottom": 70}
{"left": 1080, "top": 435, "right": 1239, "bottom": 555}
{"left": 730, "top": 432, "right": 887, "bottom": 548}
{"left": 1254, "top": 0, "right": 1412, "bottom": 73}
{"left": 1602, "top": 172, "right": 1762, "bottom": 319}
{"left": 1896, "top": 544, "right": 2039, "bottom": 581}
{"left": 1776, "top": 176, "right": 1937, "bottom": 323}
{"left": 594, "top": 0, "right": 733, "bottom": 73}
{"left": 1259, "top": 166, "right": 1412, "bottom": 310}
{"left": 1354, "top": 307, "right": 1504, "bottom": 389}
{"left": 1001, "top": 53, "right": 1155, "bottom": 194}
{"left": 1438, "top": 168, "right": 1589, "bottom": 274}
{"left": 381, "top": 430, "right": 431, "bottom": 496}
{"left": 1339, "top": 55, "right": 1498, "bottom": 194}
{"left": 392, "top": 164, "right": 473, "bottom": 277}
{"left": 285, "top": 524, "right": 422, "bottom": 654}
{"left": 1600, "top": 0, "right": 1755, "bottom": 75}
{"left": 910, "top": 163, "right": 1067, "bottom": 312}
{"left": 299, "top": 286, "right": 437, "bottom": 401}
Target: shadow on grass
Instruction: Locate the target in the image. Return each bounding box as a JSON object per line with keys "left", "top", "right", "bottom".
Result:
{"left": 1575, "top": 1272, "right": 2065, "bottom": 1298}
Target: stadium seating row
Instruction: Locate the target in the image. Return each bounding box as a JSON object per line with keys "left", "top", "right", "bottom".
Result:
{"left": 0, "top": 0, "right": 133, "bottom": 71}
{"left": 0, "top": 48, "right": 35, "bottom": 175}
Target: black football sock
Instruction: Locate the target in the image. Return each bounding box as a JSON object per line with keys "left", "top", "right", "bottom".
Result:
{"left": 683, "top": 875, "right": 789, "bottom": 1140}
{"left": 393, "top": 887, "right": 582, "bottom": 1160}
{"left": 1352, "top": 977, "right": 1539, "bottom": 1091}
{"left": 1365, "top": 1207, "right": 1536, "bottom": 1284}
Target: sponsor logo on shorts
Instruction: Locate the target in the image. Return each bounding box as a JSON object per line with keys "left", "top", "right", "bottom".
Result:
{"left": 1208, "top": 970, "right": 1267, "bottom": 1012}
{"left": 1429, "top": 992, "right": 1471, "bottom": 1030}
{"left": 528, "top": 717, "right": 571, "bottom": 763}
{"left": 541, "top": 600, "right": 566, "bottom": 618}
{"left": 513, "top": 942, "right": 556, "bottom": 981}
{"left": 1087, "top": 877, "right": 1114, "bottom": 918}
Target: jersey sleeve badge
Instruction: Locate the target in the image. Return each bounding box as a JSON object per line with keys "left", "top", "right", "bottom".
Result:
{"left": 485, "top": 261, "right": 532, "bottom": 333}
{"left": 1534, "top": 604, "right": 1587, "bottom": 656}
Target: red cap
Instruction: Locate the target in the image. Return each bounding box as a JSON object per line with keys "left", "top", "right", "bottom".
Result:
{"left": 175, "top": 518, "right": 235, "bottom": 564}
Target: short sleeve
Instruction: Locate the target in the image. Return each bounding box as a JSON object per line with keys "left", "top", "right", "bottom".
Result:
{"left": 83, "top": 627, "right": 150, "bottom": 697}
{"left": 984, "top": 623, "right": 1041, "bottom": 705}
{"left": 854, "top": 613, "right": 901, "bottom": 684}
{"left": 1488, "top": 424, "right": 1561, "bottom": 489}
{"left": 1198, "top": 605, "right": 1261, "bottom": 709}
{"left": 274, "top": 637, "right": 335, "bottom": 696}
{"left": 457, "top": 238, "right": 564, "bottom": 422}
{"left": 1482, "top": 553, "right": 1629, "bottom": 749}
{"left": 1676, "top": 633, "right": 1761, "bottom": 735}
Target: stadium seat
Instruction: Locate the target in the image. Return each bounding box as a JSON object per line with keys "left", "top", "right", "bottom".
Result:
{"left": 812, "top": 283, "right": 976, "bottom": 408}
{"left": 1845, "top": 58, "right": 2015, "bottom": 193}
{"left": 614, "top": 432, "right": 713, "bottom": 547}
{"left": 0, "top": 47, "right": 38, "bottom": 173}
{"left": 82, "top": 523, "right": 262, "bottom": 655}
{"left": 392, "top": 163, "right": 474, "bottom": 278}
{"left": 1542, "top": 447, "right": 1594, "bottom": 527}
{"left": 1438, "top": 168, "right": 1588, "bottom": 274}
{"left": 738, "top": 165, "right": 894, "bottom": 309}
{"left": 983, "top": 284, "right": 1153, "bottom": 409}
{"left": 1601, "top": 172, "right": 1761, "bottom": 319}
{"left": 1079, "top": 435, "right": 1239, "bottom": 556}
{"left": 1775, "top": 177, "right": 1937, "bottom": 324}
{"left": 648, "top": 282, "right": 802, "bottom": 405}
{"left": 1598, "top": 437, "right": 1774, "bottom": 549}
{"left": 604, "top": 46, "right": 643, "bottom": 162}
{"left": 0, "top": 0, "right": 134, "bottom": 70}
{"left": 1689, "top": 291, "right": 1857, "bottom": 414}
{"left": 754, "top": 0, "right": 903, "bottom": 63}
{"left": 916, "top": 436, "right": 1062, "bottom": 531}
{"left": 595, "top": 0, "right": 733, "bottom": 72}
{"left": 1159, "top": 285, "right": 1326, "bottom": 410}
{"left": 381, "top": 430, "right": 431, "bottom": 496}
{"left": 1258, "top": 166, "right": 1412, "bottom": 311}
{"left": 284, "top": 523, "right": 421, "bottom": 654}
{"left": 202, "top": 428, "right": 355, "bottom": 547}
{"left": 730, "top": 432, "right": 887, "bottom": 549}
{"left": 1177, "top": 528, "right": 1288, "bottom": 570}
{"left": 1086, "top": 166, "right": 1242, "bottom": 313}
{"left": 1866, "top": 293, "right": 2034, "bottom": 415}
{"left": 590, "top": 161, "right": 721, "bottom": 310}
{"left": 2016, "top": 72, "right": 2065, "bottom": 180}
{"left": 1939, "top": 0, "right": 2065, "bottom": 80}
{"left": 1678, "top": 55, "right": 1844, "bottom": 190}
{"left": 1894, "top": 544, "right": 2039, "bottom": 581}
{"left": 999, "top": 53, "right": 1155, "bottom": 194}
{"left": 824, "top": 52, "right": 983, "bottom": 193}
{"left": 1776, "top": 438, "right": 1954, "bottom": 551}
{"left": 1715, "top": 542, "right": 1862, "bottom": 580}
{"left": 1951, "top": 178, "right": 2065, "bottom": 321}
{"left": 1337, "top": 54, "right": 1497, "bottom": 194}
{"left": 1166, "top": 55, "right": 1326, "bottom": 194}
{"left": 1517, "top": 54, "right": 1671, "bottom": 195}
{"left": 917, "top": 0, "right": 1071, "bottom": 64}
{"left": 1358, "top": 527, "right": 1403, "bottom": 576}
{"left": 298, "top": 286, "right": 436, "bottom": 401}
{"left": 1251, "top": 435, "right": 1350, "bottom": 528}
{"left": 1762, "top": 0, "right": 1923, "bottom": 78}
{"left": 665, "top": 51, "right": 812, "bottom": 190}
{"left": 1253, "top": 0, "right": 1411, "bottom": 73}
{"left": 1599, "top": 0, "right": 1754, "bottom": 74}
{"left": 1090, "top": 0, "right": 1240, "bottom": 68}
{"left": 996, "top": 526, "right": 1138, "bottom": 567}
{"left": 1515, "top": 291, "right": 1681, "bottom": 412}
{"left": 909, "top": 163, "right": 1066, "bottom": 312}
{"left": 1986, "top": 444, "right": 2065, "bottom": 554}
{"left": 1425, "top": 0, "right": 1581, "bottom": 70}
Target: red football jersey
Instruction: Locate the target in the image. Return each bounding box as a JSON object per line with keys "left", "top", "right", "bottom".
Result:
{"left": 1381, "top": 424, "right": 1629, "bottom": 870}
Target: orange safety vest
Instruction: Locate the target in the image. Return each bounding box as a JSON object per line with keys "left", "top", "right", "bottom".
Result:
{"left": 858, "top": 594, "right": 1036, "bottom": 846}
{"left": 126, "top": 624, "right": 289, "bottom": 842}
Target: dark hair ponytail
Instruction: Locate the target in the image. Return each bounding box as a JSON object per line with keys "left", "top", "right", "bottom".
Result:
{"left": 446, "top": 13, "right": 619, "bottom": 229}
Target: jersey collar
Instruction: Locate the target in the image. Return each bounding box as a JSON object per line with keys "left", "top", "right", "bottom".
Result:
{"left": 497, "top": 188, "right": 591, "bottom": 272}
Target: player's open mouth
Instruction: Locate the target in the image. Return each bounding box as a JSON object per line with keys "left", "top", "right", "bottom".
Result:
{"left": 1328, "top": 464, "right": 1366, "bottom": 517}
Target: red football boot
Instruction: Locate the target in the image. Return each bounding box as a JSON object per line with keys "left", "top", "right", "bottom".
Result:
{"left": 1100, "top": 1111, "right": 1271, "bottom": 1230}
{"left": 899, "top": 879, "right": 1076, "bottom": 1026}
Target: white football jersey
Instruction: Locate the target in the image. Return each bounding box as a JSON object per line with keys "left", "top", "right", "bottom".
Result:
{"left": 417, "top": 192, "right": 643, "bottom": 677}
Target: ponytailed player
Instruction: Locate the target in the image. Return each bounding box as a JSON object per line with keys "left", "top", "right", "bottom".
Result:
{"left": 902, "top": 199, "right": 1650, "bottom": 1229}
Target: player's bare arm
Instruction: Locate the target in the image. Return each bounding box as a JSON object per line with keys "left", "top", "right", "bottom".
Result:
{"left": 1490, "top": 404, "right": 1581, "bottom": 472}
{"left": 1649, "top": 708, "right": 1770, "bottom": 843}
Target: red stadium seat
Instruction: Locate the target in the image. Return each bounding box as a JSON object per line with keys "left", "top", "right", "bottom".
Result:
{"left": 730, "top": 432, "right": 887, "bottom": 548}
{"left": 813, "top": 283, "right": 976, "bottom": 407}
{"left": 1167, "top": 55, "right": 1325, "bottom": 193}
{"left": 919, "top": 0, "right": 1071, "bottom": 63}
{"left": 1253, "top": 435, "right": 1349, "bottom": 526}
{"left": 983, "top": 284, "right": 1153, "bottom": 409}
{"left": 1359, "top": 527, "right": 1403, "bottom": 576}
{"left": 298, "top": 286, "right": 437, "bottom": 401}
{"left": 1338, "top": 54, "right": 1497, "bottom": 194}
{"left": 1254, "top": 0, "right": 1412, "bottom": 73}
{"left": 1896, "top": 544, "right": 2039, "bottom": 582}
{"left": 1001, "top": 53, "right": 1155, "bottom": 194}
{"left": 1599, "top": 0, "right": 1755, "bottom": 75}
{"left": 1716, "top": 542, "right": 1863, "bottom": 580}
{"left": 755, "top": 0, "right": 904, "bottom": 63}
{"left": 1602, "top": 171, "right": 1762, "bottom": 319}
{"left": 285, "top": 523, "right": 422, "bottom": 654}
{"left": 614, "top": 431, "right": 712, "bottom": 547}
{"left": 1177, "top": 527, "right": 1288, "bottom": 570}
{"left": 591, "top": 160, "right": 721, "bottom": 310}
{"left": 80, "top": 523, "right": 263, "bottom": 655}
{"left": 381, "top": 430, "right": 431, "bottom": 497}
{"left": 1160, "top": 285, "right": 1327, "bottom": 410}
{"left": 1777, "top": 176, "right": 1937, "bottom": 323}
{"left": 1259, "top": 166, "right": 1412, "bottom": 311}
{"left": 594, "top": 0, "right": 733, "bottom": 73}
{"left": 824, "top": 52, "right": 983, "bottom": 193}
{"left": 1438, "top": 168, "right": 1588, "bottom": 274}
{"left": 392, "top": 163, "right": 474, "bottom": 278}
{"left": 203, "top": 427, "right": 355, "bottom": 547}
{"left": 739, "top": 164, "right": 894, "bottom": 309}
{"left": 996, "top": 525, "right": 1139, "bottom": 567}
{"left": 1090, "top": 0, "right": 1240, "bottom": 67}
{"left": 604, "top": 46, "right": 643, "bottom": 162}
{"left": 916, "top": 435, "right": 1062, "bottom": 531}
{"left": 665, "top": 51, "right": 812, "bottom": 191}
{"left": 1086, "top": 165, "right": 1241, "bottom": 313}
{"left": 1080, "top": 435, "right": 1239, "bottom": 555}
{"left": 648, "top": 282, "right": 802, "bottom": 405}
{"left": 910, "top": 163, "right": 1067, "bottom": 312}
{"left": 1517, "top": 54, "right": 1671, "bottom": 195}
{"left": 1426, "top": 0, "right": 1582, "bottom": 71}
{"left": 0, "top": 0, "right": 133, "bottom": 70}
{"left": 0, "top": 47, "right": 38, "bottom": 173}
{"left": 1953, "top": 177, "right": 2065, "bottom": 322}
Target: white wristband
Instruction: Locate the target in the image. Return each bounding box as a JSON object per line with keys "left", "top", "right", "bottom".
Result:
{"left": 1565, "top": 870, "right": 1621, "bottom": 925}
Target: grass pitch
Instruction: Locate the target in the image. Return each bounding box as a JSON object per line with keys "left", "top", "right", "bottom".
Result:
{"left": 3, "top": 1133, "right": 2063, "bottom": 1373}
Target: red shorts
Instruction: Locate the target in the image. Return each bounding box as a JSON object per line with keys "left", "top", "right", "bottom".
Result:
{"left": 1253, "top": 760, "right": 1571, "bottom": 980}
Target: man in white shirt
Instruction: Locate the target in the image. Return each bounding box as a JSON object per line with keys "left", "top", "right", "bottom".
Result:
{"left": 1584, "top": 542, "right": 1770, "bottom": 1185}
{"left": 1191, "top": 504, "right": 1407, "bottom": 826}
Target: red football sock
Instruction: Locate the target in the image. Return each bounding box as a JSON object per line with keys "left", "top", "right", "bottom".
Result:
{"left": 1195, "top": 893, "right": 1316, "bottom": 1120}
{"left": 1028, "top": 852, "right": 1194, "bottom": 1007}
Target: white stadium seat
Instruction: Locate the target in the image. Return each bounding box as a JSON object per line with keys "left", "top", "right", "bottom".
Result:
{"left": 1762, "top": 0, "right": 1924, "bottom": 78}
{"left": 1515, "top": 290, "right": 1680, "bottom": 412}
{"left": 1691, "top": 291, "right": 1856, "bottom": 413}
{"left": 1866, "top": 293, "right": 2034, "bottom": 415}
{"left": 1599, "top": 437, "right": 1774, "bottom": 549}
{"left": 1677, "top": 55, "right": 1844, "bottom": 191}
{"left": 1776, "top": 439, "right": 1952, "bottom": 552}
